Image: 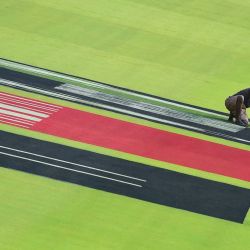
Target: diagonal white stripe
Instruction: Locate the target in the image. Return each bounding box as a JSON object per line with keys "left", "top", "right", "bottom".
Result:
{"left": 0, "top": 96, "right": 58, "bottom": 112}
{"left": 0, "top": 151, "right": 143, "bottom": 187}
{"left": 0, "top": 113, "right": 35, "bottom": 124}
{"left": 0, "top": 100, "right": 52, "bottom": 115}
{"left": 0, "top": 145, "right": 146, "bottom": 182}
{"left": 0, "top": 109, "right": 41, "bottom": 121}
{"left": 57, "top": 84, "right": 242, "bottom": 133}
{"left": 0, "top": 91, "right": 62, "bottom": 109}
{"left": 0, "top": 119, "right": 31, "bottom": 128}
{"left": 0, "top": 103, "right": 49, "bottom": 118}
{"left": 0, "top": 115, "right": 35, "bottom": 125}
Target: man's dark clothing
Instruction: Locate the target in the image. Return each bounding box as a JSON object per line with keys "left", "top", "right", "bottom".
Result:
{"left": 233, "top": 88, "right": 250, "bottom": 108}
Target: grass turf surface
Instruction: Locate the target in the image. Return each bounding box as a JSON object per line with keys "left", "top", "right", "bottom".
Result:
{"left": 1, "top": 168, "right": 250, "bottom": 250}
{"left": 0, "top": 0, "right": 250, "bottom": 249}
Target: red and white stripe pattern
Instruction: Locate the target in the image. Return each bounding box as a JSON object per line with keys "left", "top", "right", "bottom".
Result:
{"left": 0, "top": 92, "right": 62, "bottom": 128}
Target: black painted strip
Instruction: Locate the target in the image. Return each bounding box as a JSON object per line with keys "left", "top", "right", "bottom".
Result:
{"left": 0, "top": 67, "right": 61, "bottom": 88}
{"left": 0, "top": 131, "right": 249, "bottom": 223}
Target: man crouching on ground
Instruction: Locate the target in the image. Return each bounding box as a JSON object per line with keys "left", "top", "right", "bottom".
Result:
{"left": 225, "top": 88, "right": 250, "bottom": 127}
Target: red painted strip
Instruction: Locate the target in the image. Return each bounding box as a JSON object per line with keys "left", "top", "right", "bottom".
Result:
{"left": 2, "top": 92, "right": 250, "bottom": 181}
{"left": 31, "top": 106, "right": 250, "bottom": 182}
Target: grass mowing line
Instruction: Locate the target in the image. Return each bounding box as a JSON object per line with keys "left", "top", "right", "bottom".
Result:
{"left": 1, "top": 85, "right": 250, "bottom": 152}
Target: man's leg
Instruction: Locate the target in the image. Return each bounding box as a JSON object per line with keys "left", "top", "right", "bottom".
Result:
{"left": 235, "top": 96, "right": 244, "bottom": 120}
{"left": 228, "top": 111, "right": 234, "bottom": 122}
{"left": 235, "top": 96, "right": 246, "bottom": 126}
{"left": 225, "top": 97, "right": 236, "bottom": 122}
{"left": 240, "top": 108, "right": 249, "bottom": 127}
{"left": 225, "top": 95, "right": 246, "bottom": 126}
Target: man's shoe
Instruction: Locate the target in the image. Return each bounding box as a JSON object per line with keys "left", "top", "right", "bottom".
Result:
{"left": 228, "top": 113, "right": 234, "bottom": 122}
{"left": 241, "top": 119, "right": 249, "bottom": 127}
{"left": 235, "top": 119, "right": 247, "bottom": 127}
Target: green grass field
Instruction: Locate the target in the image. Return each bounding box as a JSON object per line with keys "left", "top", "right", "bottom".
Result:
{"left": 1, "top": 1, "right": 250, "bottom": 249}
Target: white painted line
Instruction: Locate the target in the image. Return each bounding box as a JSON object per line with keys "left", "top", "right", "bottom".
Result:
{"left": 0, "top": 108, "right": 42, "bottom": 121}
{"left": 0, "top": 91, "right": 62, "bottom": 109}
{"left": 59, "top": 83, "right": 227, "bottom": 119}
{"left": 0, "top": 115, "right": 35, "bottom": 125}
{"left": 0, "top": 145, "right": 146, "bottom": 182}
{"left": 0, "top": 96, "right": 59, "bottom": 112}
{"left": 0, "top": 59, "right": 226, "bottom": 118}
{"left": 0, "top": 151, "right": 143, "bottom": 187}
{"left": 0, "top": 100, "right": 52, "bottom": 115}
{"left": 0, "top": 103, "right": 49, "bottom": 118}
{"left": 208, "top": 130, "right": 250, "bottom": 144}
{"left": 0, "top": 113, "right": 35, "bottom": 124}
{"left": 0, "top": 119, "right": 31, "bottom": 128}
{"left": 57, "top": 84, "right": 242, "bottom": 133}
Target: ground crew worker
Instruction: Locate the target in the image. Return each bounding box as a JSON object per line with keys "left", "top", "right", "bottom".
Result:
{"left": 225, "top": 88, "right": 250, "bottom": 127}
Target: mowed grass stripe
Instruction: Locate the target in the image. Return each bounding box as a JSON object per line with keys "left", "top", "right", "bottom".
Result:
{"left": 1, "top": 1, "right": 248, "bottom": 78}
{"left": 18, "top": 0, "right": 250, "bottom": 54}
